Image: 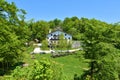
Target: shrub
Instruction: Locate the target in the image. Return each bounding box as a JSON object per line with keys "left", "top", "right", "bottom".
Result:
{"left": 11, "top": 58, "right": 63, "bottom": 80}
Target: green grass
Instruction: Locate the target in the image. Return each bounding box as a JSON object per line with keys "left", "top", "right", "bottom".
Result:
{"left": 1, "top": 46, "right": 88, "bottom": 80}
{"left": 33, "top": 52, "right": 88, "bottom": 80}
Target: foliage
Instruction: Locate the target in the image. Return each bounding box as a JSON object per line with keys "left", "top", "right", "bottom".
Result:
{"left": 0, "top": 24, "right": 23, "bottom": 65}
{"left": 11, "top": 59, "right": 63, "bottom": 80}
{"left": 34, "top": 53, "right": 87, "bottom": 80}
{"left": 80, "top": 20, "right": 120, "bottom": 80}
{"left": 52, "top": 33, "right": 72, "bottom": 50}
{"left": 29, "top": 20, "right": 49, "bottom": 41}
{"left": 48, "top": 18, "right": 62, "bottom": 29}
{"left": 58, "top": 33, "right": 67, "bottom": 49}
{"left": 0, "top": 0, "right": 26, "bottom": 74}
{"left": 41, "top": 39, "right": 49, "bottom": 50}
{"left": 1, "top": 0, "right": 120, "bottom": 79}
{"left": 62, "top": 17, "right": 81, "bottom": 40}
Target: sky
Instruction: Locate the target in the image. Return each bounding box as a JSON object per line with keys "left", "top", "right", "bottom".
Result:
{"left": 7, "top": 0, "right": 120, "bottom": 23}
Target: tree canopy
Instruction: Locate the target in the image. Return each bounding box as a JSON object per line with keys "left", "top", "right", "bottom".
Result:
{"left": 1, "top": 0, "right": 120, "bottom": 80}
{"left": 0, "top": 0, "right": 29, "bottom": 73}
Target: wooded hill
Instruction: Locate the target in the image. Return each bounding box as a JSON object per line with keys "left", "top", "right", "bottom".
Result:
{"left": 0, "top": 0, "right": 120, "bottom": 80}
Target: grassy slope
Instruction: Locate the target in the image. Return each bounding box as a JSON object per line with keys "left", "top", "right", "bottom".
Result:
{"left": 34, "top": 52, "right": 88, "bottom": 80}
{"left": 1, "top": 46, "right": 88, "bottom": 80}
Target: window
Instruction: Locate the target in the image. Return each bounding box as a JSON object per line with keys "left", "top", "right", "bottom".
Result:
{"left": 65, "top": 34, "right": 67, "bottom": 36}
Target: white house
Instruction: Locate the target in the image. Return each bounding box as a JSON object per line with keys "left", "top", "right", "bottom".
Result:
{"left": 47, "top": 30, "right": 72, "bottom": 45}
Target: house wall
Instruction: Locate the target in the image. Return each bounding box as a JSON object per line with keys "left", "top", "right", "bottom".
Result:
{"left": 47, "top": 30, "right": 72, "bottom": 45}
{"left": 47, "top": 30, "right": 72, "bottom": 40}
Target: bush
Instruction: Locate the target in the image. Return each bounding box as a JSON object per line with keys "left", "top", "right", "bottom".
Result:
{"left": 11, "top": 58, "right": 63, "bottom": 80}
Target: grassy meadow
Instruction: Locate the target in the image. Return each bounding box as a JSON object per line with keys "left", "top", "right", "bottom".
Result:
{"left": 1, "top": 46, "right": 88, "bottom": 80}
{"left": 24, "top": 47, "right": 89, "bottom": 80}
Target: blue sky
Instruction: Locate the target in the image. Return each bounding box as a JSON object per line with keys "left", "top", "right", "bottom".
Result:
{"left": 7, "top": 0, "right": 120, "bottom": 23}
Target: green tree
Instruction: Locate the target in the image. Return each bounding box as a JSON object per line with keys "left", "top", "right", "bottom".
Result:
{"left": 57, "top": 33, "right": 67, "bottom": 50}
{"left": 48, "top": 18, "right": 62, "bottom": 31}
{"left": 53, "top": 18, "right": 62, "bottom": 27}
{"left": 0, "top": 0, "right": 28, "bottom": 74}
{"left": 62, "top": 17, "right": 82, "bottom": 40}
{"left": 30, "top": 20, "right": 49, "bottom": 41}
{"left": 11, "top": 59, "right": 63, "bottom": 80}
{"left": 41, "top": 39, "right": 49, "bottom": 50}
{"left": 80, "top": 21, "right": 120, "bottom": 80}
{"left": 0, "top": 23, "right": 23, "bottom": 72}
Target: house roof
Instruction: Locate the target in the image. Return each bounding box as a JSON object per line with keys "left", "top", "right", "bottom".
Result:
{"left": 47, "top": 29, "right": 72, "bottom": 37}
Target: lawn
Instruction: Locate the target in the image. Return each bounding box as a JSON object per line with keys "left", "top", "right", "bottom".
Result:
{"left": 1, "top": 46, "right": 88, "bottom": 80}
{"left": 33, "top": 51, "right": 88, "bottom": 80}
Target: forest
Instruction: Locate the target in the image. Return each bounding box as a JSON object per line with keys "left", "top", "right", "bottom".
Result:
{"left": 0, "top": 0, "right": 120, "bottom": 80}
